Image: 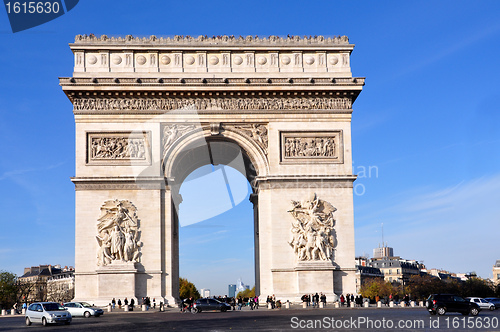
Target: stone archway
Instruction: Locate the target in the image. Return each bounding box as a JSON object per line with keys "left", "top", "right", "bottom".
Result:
{"left": 62, "top": 34, "right": 364, "bottom": 305}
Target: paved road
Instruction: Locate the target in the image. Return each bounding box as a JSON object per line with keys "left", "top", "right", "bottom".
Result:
{"left": 1, "top": 307, "right": 499, "bottom": 331}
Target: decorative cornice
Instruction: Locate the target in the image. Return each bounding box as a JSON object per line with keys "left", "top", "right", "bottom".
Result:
{"left": 73, "top": 34, "right": 350, "bottom": 46}
{"left": 71, "top": 177, "right": 165, "bottom": 190}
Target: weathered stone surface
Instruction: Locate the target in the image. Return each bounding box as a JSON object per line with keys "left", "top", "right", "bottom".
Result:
{"left": 62, "top": 34, "right": 363, "bottom": 305}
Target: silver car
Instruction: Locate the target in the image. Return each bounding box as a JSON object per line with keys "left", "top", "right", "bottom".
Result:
{"left": 467, "top": 297, "right": 496, "bottom": 311}
{"left": 63, "top": 301, "right": 104, "bottom": 318}
{"left": 25, "top": 302, "right": 72, "bottom": 326}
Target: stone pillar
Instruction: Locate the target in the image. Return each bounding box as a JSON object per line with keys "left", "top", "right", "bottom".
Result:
{"left": 389, "top": 301, "right": 394, "bottom": 307}
{"left": 377, "top": 301, "right": 382, "bottom": 308}
{"left": 334, "top": 302, "right": 339, "bottom": 308}
{"left": 400, "top": 302, "right": 405, "bottom": 307}
{"left": 22, "top": 308, "right": 26, "bottom": 315}
{"left": 319, "top": 302, "right": 324, "bottom": 308}
{"left": 420, "top": 301, "right": 425, "bottom": 307}
{"left": 363, "top": 301, "right": 369, "bottom": 308}
{"left": 285, "top": 301, "right": 290, "bottom": 309}
{"left": 302, "top": 302, "right": 307, "bottom": 309}
{"left": 124, "top": 305, "right": 129, "bottom": 312}
{"left": 107, "top": 305, "right": 112, "bottom": 312}
{"left": 1, "top": 309, "right": 5, "bottom": 316}
{"left": 350, "top": 302, "right": 355, "bottom": 308}
{"left": 11, "top": 309, "right": 15, "bottom": 315}
{"left": 142, "top": 304, "right": 146, "bottom": 311}
{"left": 410, "top": 301, "right": 415, "bottom": 307}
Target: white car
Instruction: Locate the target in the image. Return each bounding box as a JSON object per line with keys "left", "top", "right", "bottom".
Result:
{"left": 25, "top": 302, "right": 72, "bottom": 326}
{"left": 467, "top": 297, "right": 496, "bottom": 311}
{"left": 63, "top": 302, "right": 104, "bottom": 318}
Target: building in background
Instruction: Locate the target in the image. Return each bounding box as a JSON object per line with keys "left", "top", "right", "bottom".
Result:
{"left": 228, "top": 284, "right": 236, "bottom": 298}
{"left": 200, "top": 289, "right": 211, "bottom": 298}
{"left": 492, "top": 260, "right": 500, "bottom": 284}
{"left": 354, "top": 256, "right": 384, "bottom": 293}
{"left": 19, "top": 265, "right": 74, "bottom": 302}
{"left": 373, "top": 245, "right": 394, "bottom": 259}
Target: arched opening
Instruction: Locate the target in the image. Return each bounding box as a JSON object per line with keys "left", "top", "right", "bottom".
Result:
{"left": 178, "top": 164, "right": 254, "bottom": 297}
{"left": 164, "top": 133, "right": 264, "bottom": 299}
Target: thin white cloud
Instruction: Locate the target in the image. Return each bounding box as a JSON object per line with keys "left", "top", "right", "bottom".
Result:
{"left": 356, "top": 173, "right": 500, "bottom": 278}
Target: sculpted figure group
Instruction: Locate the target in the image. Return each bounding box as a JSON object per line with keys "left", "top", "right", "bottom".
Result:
{"left": 91, "top": 137, "right": 146, "bottom": 160}
{"left": 96, "top": 200, "right": 142, "bottom": 266}
{"left": 284, "top": 137, "right": 336, "bottom": 158}
{"left": 288, "top": 193, "right": 337, "bottom": 261}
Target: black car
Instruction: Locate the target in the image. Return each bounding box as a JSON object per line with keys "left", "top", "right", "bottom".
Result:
{"left": 193, "top": 298, "right": 231, "bottom": 312}
{"left": 427, "top": 294, "right": 480, "bottom": 316}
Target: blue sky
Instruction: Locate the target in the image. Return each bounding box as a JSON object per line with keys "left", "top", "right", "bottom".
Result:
{"left": 1, "top": 1, "right": 500, "bottom": 296}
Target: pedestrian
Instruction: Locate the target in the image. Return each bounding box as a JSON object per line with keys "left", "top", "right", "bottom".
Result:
{"left": 314, "top": 293, "right": 319, "bottom": 308}
{"left": 124, "top": 298, "right": 128, "bottom": 306}
{"left": 117, "top": 299, "right": 122, "bottom": 309}
{"left": 346, "top": 294, "right": 350, "bottom": 307}
{"left": 231, "top": 297, "right": 236, "bottom": 310}
{"left": 153, "top": 298, "right": 156, "bottom": 309}
{"left": 237, "top": 297, "right": 243, "bottom": 310}
{"left": 320, "top": 293, "right": 326, "bottom": 306}
{"left": 112, "top": 298, "right": 116, "bottom": 309}
{"left": 340, "top": 294, "right": 345, "bottom": 307}
{"left": 130, "top": 298, "right": 135, "bottom": 310}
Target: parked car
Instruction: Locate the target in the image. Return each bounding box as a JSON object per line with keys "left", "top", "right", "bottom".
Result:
{"left": 466, "top": 297, "right": 495, "bottom": 311}
{"left": 25, "top": 302, "right": 72, "bottom": 326}
{"left": 426, "top": 294, "right": 480, "bottom": 316}
{"left": 63, "top": 302, "right": 104, "bottom": 318}
{"left": 485, "top": 298, "right": 500, "bottom": 309}
{"left": 193, "top": 298, "right": 231, "bottom": 312}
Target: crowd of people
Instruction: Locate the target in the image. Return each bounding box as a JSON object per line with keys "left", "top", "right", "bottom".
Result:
{"left": 300, "top": 293, "right": 327, "bottom": 307}
{"left": 110, "top": 297, "right": 157, "bottom": 310}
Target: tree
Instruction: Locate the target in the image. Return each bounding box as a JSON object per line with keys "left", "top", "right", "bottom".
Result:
{"left": 461, "top": 277, "right": 494, "bottom": 298}
{"left": 236, "top": 286, "right": 255, "bottom": 298}
{"left": 0, "top": 271, "right": 18, "bottom": 310}
{"left": 179, "top": 278, "right": 200, "bottom": 300}
{"left": 359, "top": 278, "right": 395, "bottom": 299}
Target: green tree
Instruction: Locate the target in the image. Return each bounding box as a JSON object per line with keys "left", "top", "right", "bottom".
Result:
{"left": 0, "top": 271, "right": 18, "bottom": 310}
{"left": 236, "top": 286, "right": 255, "bottom": 298}
{"left": 179, "top": 278, "right": 200, "bottom": 300}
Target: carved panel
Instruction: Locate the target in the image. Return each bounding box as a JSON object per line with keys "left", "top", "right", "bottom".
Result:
{"left": 87, "top": 132, "right": 151, "bottom": 165}
{"left": 73, "top": 97, "right": 352, "bottom": 112}
{"left": 280, "top": 131, "right": 343, "bottom": 164}
{"left": 161, "top": 124, "right": 197, "bottom": 159}
{"left": 288, "top": 193, "right": 336, "bottom": 262}
{"left": 96, "top": 199, "right": 142, "bottom": 266}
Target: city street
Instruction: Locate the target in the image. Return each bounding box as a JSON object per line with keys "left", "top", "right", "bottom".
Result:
{"left": 1, "top": 307, "right": 499, "bottom": 331}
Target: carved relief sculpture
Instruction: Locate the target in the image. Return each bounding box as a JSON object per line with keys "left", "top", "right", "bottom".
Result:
{"left": 162, "top": 124, "right": 196, "bottom": 162}
{"left": 73, "top": 97, "right": 352, "bottom": 112}
{"left": 288, "top": 193, "right": 337, "bottom": 261}
{"left": 87, "top": 132, "right": 151, "bottom": 165}
{"left": 281, "top": 131, "right": 343, "bottom": 163}
{"left": 229, "top": 124, "right": 268, "bottom": 154}
{"left": 96, "top": 199, "right": 141, "bottom": 266}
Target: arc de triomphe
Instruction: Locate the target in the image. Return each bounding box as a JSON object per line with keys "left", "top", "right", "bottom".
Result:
{"left": 60, "top": 35, "right": 364, "bottom": 305}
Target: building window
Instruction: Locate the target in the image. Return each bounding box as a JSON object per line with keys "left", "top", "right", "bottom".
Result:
{"left": 389, "top": 270, "right": 392, "bottom": 275}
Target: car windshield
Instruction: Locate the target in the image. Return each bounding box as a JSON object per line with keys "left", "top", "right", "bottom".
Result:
{"left": 81, "top": 302, "right": 92, "bottom": 308}
{"left": 43, "top": 303, "right": 65, "bottom": 311}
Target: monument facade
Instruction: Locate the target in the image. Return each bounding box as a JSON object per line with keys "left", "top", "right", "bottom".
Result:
{"left": 60, "top": 34, "right": 364, "bottom": 305}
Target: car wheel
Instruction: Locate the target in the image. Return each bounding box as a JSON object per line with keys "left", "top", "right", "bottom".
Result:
{"left": 191, "top": 308, "right": 198, "bottom": 314}
{"left": 221, "top": 307, "right": 227, "bottom": 312}
{"left": 84, "top": 311, "right": 91, "bottom": 318}
{"left": 25, "top": 317, "right": 32, "bottom": 326}
{"left": 42, "top": 317, "right": 47, "bottom": 326}
{"left": 470, "top": 307, "right": 479, "bottom": 316}
{"left": 437, "top": 307, "right": 446, "bottom": 316}
{"left": 490, "top": 306, "right": 495, "bottom": 311}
